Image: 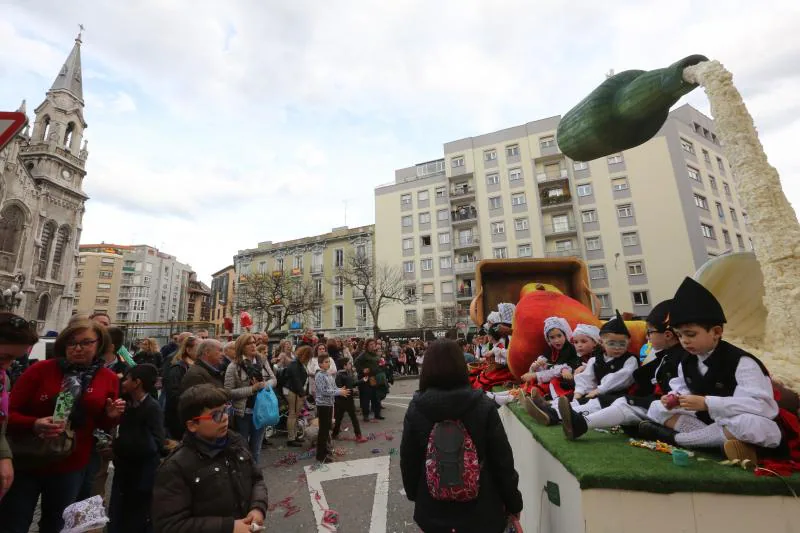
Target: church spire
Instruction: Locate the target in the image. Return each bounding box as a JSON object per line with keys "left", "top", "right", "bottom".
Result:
{"left": 49, "top": 28, "right": 83, "bottom": 102}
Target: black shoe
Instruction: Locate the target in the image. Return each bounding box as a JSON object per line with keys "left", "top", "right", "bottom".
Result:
{"left": 374, "top": 415, "right": 386, "bottom": 420}
{"left": 559, "top": 396, "right": 588, "bottom": 440}
{"left": 621, "top": 424, "right": 642, "bottom": 439}
{"left": 523, "top": 395, "right": 559, "bottom": 426}
{"left": 638, "top": 421, "right": 678, "bottom": 445}
{"left": 287, "top": 440, "right": 304, "bottom": 448}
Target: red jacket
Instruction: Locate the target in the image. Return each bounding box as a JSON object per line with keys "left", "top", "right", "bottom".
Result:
{"left": 8, "top": 359, "right": 120, "bottom": 474}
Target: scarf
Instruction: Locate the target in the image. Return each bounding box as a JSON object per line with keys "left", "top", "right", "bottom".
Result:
{"left": 189, "top": 432, "right": 230, "bottom": 458}
{"left": 58, "top": 357, "right": 104, "bottom": 429}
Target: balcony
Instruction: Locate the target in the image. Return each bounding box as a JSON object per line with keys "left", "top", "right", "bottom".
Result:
{"left": 545, "top": 249, "right": 582, "bottom": 258}
{"left": 456, "top": 288, "right": 474, "bottom": 300}
{"left": 453, "top": 236, "right": 480, "bottom": 250}
{"left": 543, "top": 222, "right": 578, "bottom": 237}
{"left": 454, "top": 260, "right": 478, "bottom": 275}
{"left": 310, "top": 265, "right": 324, "bottom": 275}
{"left": 290, "top": 267, "right": 303, "bottom": 276}
{"left": 449, "top": 187, "right": 475, "bottom": 202}
{"left": 536, "top": 168, "right": 569, "bottom": 184}
{"left": 122, "top": 266, "right": 135, "bottom": 273}
{"left": 539, "top": 194, "right": 573, "bottom": 210}
{"left": 451, "top": 207, "right": 478, "bottom": 226}
{"left": 353, "top": 288, "right": 366, "bottom": 299}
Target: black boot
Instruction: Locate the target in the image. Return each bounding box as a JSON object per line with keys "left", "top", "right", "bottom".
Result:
{"left": 523, "top": 395, "right": 560, "bottom": 426}
{"left": 558, "top": 397, "right": 588, "bottom": 440}
{"left": 638, "top": 421, "right": 678, "bottom": 445}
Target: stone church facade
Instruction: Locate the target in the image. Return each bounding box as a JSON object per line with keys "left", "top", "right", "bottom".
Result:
{"left": 0, "top": 33, "right": 90, "bottom": 333}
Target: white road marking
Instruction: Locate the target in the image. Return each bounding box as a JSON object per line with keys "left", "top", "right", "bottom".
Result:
{"left": 385, "top": 395, "right": 413, "bottom": 400}
{"left": 305, "top": 455, "right": 391, "bottom": 533}
{"left": 381, "top": 402, "right": 410, "bottom": 409}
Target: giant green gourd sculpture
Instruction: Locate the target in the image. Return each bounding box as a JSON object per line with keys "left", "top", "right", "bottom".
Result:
{"left": 557, "top": 54, "right": 708, "bottom": 161}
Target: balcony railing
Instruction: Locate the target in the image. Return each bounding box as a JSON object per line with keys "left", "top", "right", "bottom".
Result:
{"left": 122, "top": 266, "right": 135, "bottom": 273}
{"left": 450, "top": 187, "right": 475, "bottom": 199}
{"left": 290, "top": 267, "right": 303, "bottom": 276}
{"left": 452, "top": 208, "right": 478, "bottom": 222}
{"left": 545, "top": 249, "right": 581, "bottom": 258}
{"left": 536, "top": 168, "right": 569, "bottom": 183}
{"left": 454, "top": 260, "right": 478, "bottom": 273}
{"left": 454, "top": 236, "right": 480, "bottom": 249}
{"left": 543, "top": 222, "right": 577, "bottom": 236}
{"left": 540, "top": 194, "right": 573, "bottom": 208}
{"left": 456, "top": 288, "right": 474, "bottom": 298}
{"left": 310, "top": 265, "right": 324, "bottom": 274}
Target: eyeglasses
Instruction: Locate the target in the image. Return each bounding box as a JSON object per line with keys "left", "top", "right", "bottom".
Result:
{"left": 603, "top": 340, "right": 628, "bottom": 349}
{"left": 192, "top": 403, "right": 232, "bottom": 423}
{"left": 66, "top": 338, "right": 99, "bottom": 350}
{"left": 646, "top": 329, "right": 661, "bottom": 336}
{"left": 0, "top": 315, "right": 36, "bottom": 331}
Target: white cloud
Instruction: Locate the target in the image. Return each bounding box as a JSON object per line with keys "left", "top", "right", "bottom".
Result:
{"left": 2, "top": 0, "right": 798, "bottom": 282}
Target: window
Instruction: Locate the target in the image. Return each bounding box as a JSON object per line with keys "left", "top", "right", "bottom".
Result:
{"left": 95, "top": 297, "right": 109, "bottom": 305}
{"left": 621, "top": 232, "right": 639, "bottom": 247}
{"left": 607, "top": 153, "right": 624, "bottom": 164}
{"left": 729, "top": 208, "right": 738, "bottom": 222}
{"left": 506, "top": 144, "right": 520, "bottom": 157}
{"left": 145, "top": 262, "right": 153, "bottom": 273}
{"left": 514, "top": 218, "right": 529, "bottom": 231}
{"left": 748, "top": 237, "right": 754, "bottom": 250}
{"left": 335, "top": 249, "right": 344, "bottom": 267}
{"left": 486, "top": 173, "right": 499, "bottom": 185}
{"left": 135, "top": 262, "right": 142, "bottom": 272}
{"left": 632, "top": 291, "right": 650, "bottom": 306}
{"left": 423, "top": 308, "right": 436, "bottom": 323}
{"left": 99, "top": 270, "right": 113, "bottom": 279}
{"left": 420, "top": 235, "right": 432, "bottom": 247}
{"left": 491, "top": 221, "right": 505, "bottom": 234}
{"left": 687, "top": 166, "right": 701, "bottom": 181}
{"left": 401, "top": 193, "right": 411, "bottom": 206}
{"left": 508, "top": 168, "right": 522, "bottom": 182}
{"left": 701, "top": 223, "right": 715, "bottom": 239}
{"left": 314, "top": 278, "right": 323, "bottom": 297}
{"left": 517, "top": 244, "right": 532, "bottom": 257}
{"left": 723, "top": 182, "right": 731, "bottom": 196}
{"left": 335, "top": 276, "right": 344, "bottom": 296}
{"left": 612, "top": 177, "right": 629, "bottom": 191}
{"left": 438, "top": 232, "right": 450, "bottom": 245}
{"left": 402, "top": 238, "right": 413, "bottom": 250}
{"left": 97, "top": 283, "right": 111, "bottom": 292}
{"left": 439, "top": 256, "right": 452, "bottom": 269}
{"left": 418, "top": 190, "right": 429, "bottom": 202}
{"left": 736, "top": 233, "right": 745, "bottom": 248}
{"left": 334, "top": 305, "right": 344, "bottom": 328}
{"left": 616, "top": 204, "right": 633, "bottom": 218}
{"left": 702, "top": 149, "right": 711, "bottom": 163}
{"left": 403, "top": 261, "right": 414, "bottom": 273}
{"left": 585, "top": 236, "right": 601, "bottom": 251}
{"left": 597, "top": 294, "right": 611, "bottom": 309}
{"left": 511, "top": 193, "right": 526, "bottom": 206}
{"left": 722, "top": 229, "right": 731, "bottom": 245}
{"left": 312, "top": 308, "right": 322, "bottom": 328}
{"left": 101, "top": 257, "right": 115, "bottom": 265}
{"left": 493, "top": 247, "right": 508, "bottom": 259}
{"left": 437, "top": 208, "right": 449, "bottom": 221}
{"left": 405, "top": 310, "right": 417, "bottom": 325}
{"left": 405, "top": 286, "right": 416, "bottom": 298}
{"left": 422, "top": 283, "right": 434, "bottom": 295}
{"left": 627, "top": 261, "right": 644, "bottom": 276}
{"left": 293, "top": 255, "right": 303, "bottom": 269}
{"left": 573, "top": 161, "right": 588, "bottom": 171}
{"left": 717, "top": 157, "right": 725, "bottom": 173}
{"left": 709, "top": 175, "right": 718, "bottom": 190}
{"left": 716, "top": 202, "right": 724, "bottom": 219}
{"left": 401, "top": 215, "right": 412, "bottom": 227}
{"left": 484, "top": 150, "right": 497, "bottom": 161}
{"left": 680, "top": 138, "right": 695, "bottom": 154}
{"left": 76, "top": 270, "right": 84, "bottom": 278}
{"left": 742, "top": 212, "right": 749, "bottom": 224}
{"left": 581, "top": 210, "right": 597, "bottom": 223}
{"left": 79, "top": 257, "right": 87, "bottom": 264}
{"left": 451, "top": 156, "right": 464, "bottom": 168}
{"left": 419, "top": 212, "right": 431, "bottom": 224}
{"left": 589, "top": 265, "right": 607, "bottom": 280}
{"left": 421, "top": 258, "right": 433, "bottom": 271}
{"left": 577, "top": 184, "right": 593, "bottom": 197}
{"left": 694, "top": 194, "right": 709, "bottom": 210}
{"left": 435, "top": 186, "right": 446, "bottom": 198}
{"left": 489, "top": 196, "right": 501, "bottom": 209}
{"left": 441, "top": 281, "right": 454, "bottom": 294}
{"left": 555, "top": 239, "right": 573, "bottom": 251}
{"left": 539, "top": 136, "right": 555, "bottom": 148}
{"left": 74, "top": 282, "right": 82, "bottom": 292}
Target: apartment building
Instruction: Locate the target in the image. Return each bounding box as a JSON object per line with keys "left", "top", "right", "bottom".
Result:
{"left": 374, "top": 104, "right": 753, "bottom": 329}
{"left": 115, "top": 245, "right": 193, "bottom": 323}
{"left": 187, "top": 272, "right": 211, "bottom": 323}
{"left": 74, "top": 245, "right": 127, "bottom": 318}
{"left": 233, "top": 225, "right": 375, "bottom": 336}
{"left": 210, "top": 265, "right": 235, "bottom": 333}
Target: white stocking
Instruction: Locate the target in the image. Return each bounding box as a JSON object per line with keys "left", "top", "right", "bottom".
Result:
{"left": 675, "top": 423, "right": 726, "bottom": 448}
{"left": 586, "top": 404, "right": 626, "bottom": 429}
{"left": 674, "top": 414, "right": 708, "bottom": 433}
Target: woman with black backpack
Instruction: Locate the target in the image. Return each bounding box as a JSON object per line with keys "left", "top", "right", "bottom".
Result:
{"left": 400, "top": 339, "right": 522, "bottom": 533}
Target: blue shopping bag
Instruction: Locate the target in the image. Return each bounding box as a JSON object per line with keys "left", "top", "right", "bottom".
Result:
{"left": 253, "top": 386, "right": 279, "bottom": 429}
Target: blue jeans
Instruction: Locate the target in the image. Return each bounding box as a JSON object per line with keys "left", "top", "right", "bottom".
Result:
{"left": 0, "top": 468, "right": 84, "bottom": 533}
{"left": 235, "top": 413, "right": 267, "bottom": 463}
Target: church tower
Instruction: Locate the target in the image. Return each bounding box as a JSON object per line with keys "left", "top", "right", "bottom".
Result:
{"left": 0, "top": 30, "right": 91, "bottom": 331}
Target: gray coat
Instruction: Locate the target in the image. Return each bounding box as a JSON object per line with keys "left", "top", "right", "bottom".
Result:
{"left": 224, "top": 358, "right": 277, "bottom": 416}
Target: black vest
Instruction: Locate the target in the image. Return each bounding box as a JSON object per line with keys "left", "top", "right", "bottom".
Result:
{"left": 593, "top": 352, "right": 637, "bottom": 382}
{"left": 681, "top": 340, "right": 769, "bottom": 398}
{"left": 632, "top": 344, "right": 687, "bottom": 396}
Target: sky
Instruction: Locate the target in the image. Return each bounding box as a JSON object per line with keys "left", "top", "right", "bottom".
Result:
{"left": 2, "top": 1, "right": 799, "bottom": 284}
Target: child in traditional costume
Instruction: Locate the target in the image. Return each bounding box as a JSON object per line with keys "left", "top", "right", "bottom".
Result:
{"left": 472, "top": 304, "right": 516, "bottom": 391}
{"left": 640, "top": 278, "right": 785, "bottom": 465}
{"left": 521, "top": 317, "right": 580, "bottom": 398}
{"left": 524, "top": 311, "right": 638, "bottom": 426}
{"left": 560, "top": 300, "right": 687, "bottom": 440}
{"left": 572, "top": 324, "right": 603, "bottom": 370}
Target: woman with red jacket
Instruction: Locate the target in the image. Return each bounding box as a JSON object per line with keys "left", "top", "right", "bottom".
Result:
{"left": 0, "top": 320, "right": 126, "bottom": 533}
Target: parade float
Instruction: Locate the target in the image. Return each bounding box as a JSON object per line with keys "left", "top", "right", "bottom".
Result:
{"left": 477, "top": 57, "right": 800, "bottom": 533}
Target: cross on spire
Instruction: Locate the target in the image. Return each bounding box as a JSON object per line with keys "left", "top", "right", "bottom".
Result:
{"left": 77, "top": 23, "right": 84, "bottom": 42}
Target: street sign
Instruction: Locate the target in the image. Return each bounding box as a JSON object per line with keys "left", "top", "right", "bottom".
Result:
{"left": 0, "top": 112, "right": 27, "bottom": 152}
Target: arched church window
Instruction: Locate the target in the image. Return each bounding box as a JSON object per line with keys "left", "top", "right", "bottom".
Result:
{"left": 51, "top": 225, "right": 71, "bottom": 280}
{"left": 37, "top": 293, "right": 50, "bottom": 322}
{"left": 41, "top": 116, "right": 51, "bottom": 142}
{"left": 0, "top": 205, "right": 25, "bottom": 272}
{"left": 37, "top": 220, "right": 57, "bottom": 279}
{"left": 64, "top": 122, "right": 75, "bottom": 149}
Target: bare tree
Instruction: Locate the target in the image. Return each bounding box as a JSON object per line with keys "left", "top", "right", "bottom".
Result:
{"left": 333, "top": 252, "right": 415, "bottom": 337}
{"left": 417, "top": 304, "right": 458, "bottom": 329}
{"left": 236, "top": 271, "right": 324, "bottom": 334}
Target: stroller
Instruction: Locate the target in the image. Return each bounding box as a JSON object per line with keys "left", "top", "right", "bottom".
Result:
{"left": 264, "top": 388, "right": 309, "bottom": 441}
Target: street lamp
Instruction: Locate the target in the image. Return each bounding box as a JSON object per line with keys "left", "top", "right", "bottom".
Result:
{"left": 1, "top": 283, "right": 23, "bottom": 312}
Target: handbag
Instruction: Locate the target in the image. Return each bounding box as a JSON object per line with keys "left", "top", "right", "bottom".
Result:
{"left": 10, "top": 424, "right": 76, "bottom": 469}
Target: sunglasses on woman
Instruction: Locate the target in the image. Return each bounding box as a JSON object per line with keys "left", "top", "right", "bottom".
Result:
{"left": 192, "top": 403, "right": 232, "bottom": 423}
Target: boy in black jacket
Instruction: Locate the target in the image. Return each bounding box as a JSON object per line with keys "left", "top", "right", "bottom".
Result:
{"left": 332, "top": 359, "right": 369, "bottom": 443}
{"left": 109, "top": 364, "right": 164, "bottom": 533}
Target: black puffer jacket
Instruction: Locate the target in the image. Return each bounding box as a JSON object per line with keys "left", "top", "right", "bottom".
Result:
{"left": 400, "top": 386, "right": 523, "bottom": 533}
{"left": 151, "top": 431, "right": 268, "bottom": 533}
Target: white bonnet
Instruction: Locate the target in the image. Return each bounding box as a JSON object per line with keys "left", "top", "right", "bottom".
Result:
{"left": 572, "top": 323, "right": 601, "bottom": 343}
{"left": 486, "top": 311, "right": 502, "bottom": 327}
{"left": 497, "top": 303, "right": 516, "bottom": 324}
{"left": 543, "top": 316, "right": 573, "bottom": 343}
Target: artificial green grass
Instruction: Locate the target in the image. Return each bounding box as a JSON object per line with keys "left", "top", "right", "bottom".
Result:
{"left": 507, "top": 402, "right": 800, "bottom": 497}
